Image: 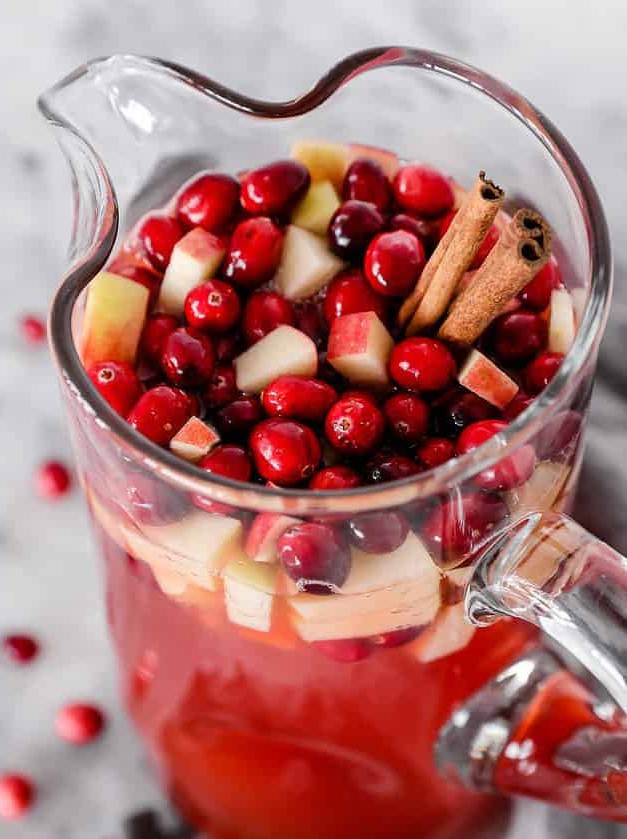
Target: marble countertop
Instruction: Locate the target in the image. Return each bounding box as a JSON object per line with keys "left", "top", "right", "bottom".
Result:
{"left": 1, "top": 1, "right": 626, "bottom": 837}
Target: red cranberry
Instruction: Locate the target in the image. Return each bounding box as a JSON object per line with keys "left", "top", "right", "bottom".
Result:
{"left": 19, "top": 314, "right": 46, "bottom": 345}
{"left": 242, "top": 290, "right": 295, "bottom": 344}
{"left": 161, "top": 327, "right": 215, "bottom": 387}
{"left": 492, "top": 309, "right": 548, "bottom": 366}
{"left": 140, "top": 313, "right": 179, "bottom": 367}
{"left": 223, "top": 217, "right": 283, "bottom": 288}
{"left": 364, "top": 230, "right": 426, "bottom": 297}
{"left": 393, "top": 164, "right": 454, "bottom": 217}
{"left": 250, "top": 419, "right": 321, "bottom": 486}
{"left": 374, "top": 626, "right": 422, "bottom": 648}
{"left": 87, "top": 361, "right": 142, "bottom": 415}
{"left": 203, "top": 364, "right": 239, "bottom": 410}
{"left": 216, "top": 395, "right": 262, "bottom": 438}
{"left": 524, "top": 352, "right": 564, "bottom": 394}
{"left": 198, "top": 445, "right": 252, "bottom": 482}
{"left": 109, "top": 263, "right": 161, "bottom": 307}
{"left": 0, "top": 773, "right": 35, "bottom": 820}
{"left": 175, "top": 173, "right": 240, "bottom": 231}
{"left": 2, "top": 634, "right": 39, "bottom": 663}
{"left": 389, "top": 214, "right": 438, "bottom": 250}
{"left": 215, "top": 331, "right": 243, "bottom": 362}
{"left": 124, "top": 470, "right": 189, "bottom": 524}
{"left": 323, "top": 269, "right": 388, "bottom": 325}
{"left": 423, "top": 491, "right": 508, "bottom": 565}
{"left": 383, "top": 392, "right": 429, "bottom": 444}
{"left": 502, "top": 391, "right": 535, "bottom": 421}
{"left": 519, "top": 258, "right": 562, "bottom": 310}
{"left": 389, "top": 337, "right": 456, "bottom": 392}
{"left": 432, "top": 390, "right": 496, "bottom": 438}
{"left": 325, "top": 393, "right": 385, "bottom": 456}
{"left": 184, "top": 279, "right": 241, "bottom": 334}
{"left": 309, "top": 465, "right": 361, "bottom": 490}
{"left": 136, "top": 215, "right": 184, "bottom": 271}
{"left": 312, "top": 638, "right": 373, "bottom": 662}
{"left": 34, "top": 460, "right": 72, "bottom": 499}
{"left": 240, "top": 160, "right": 310, "bottom": 216}
{"left": 349, "top": 511, "right": 409, "bottom": 553}
{"left": 457, "top": 420, "right": 536, "bottom": 491}
{"left": 438, "top": 211, "right": 499, "bottom": 269}
{"left": 328, "top": 200, "right": 385, "bottom": 260}
{"left": 262, "top": 376, "right": 337, "bottom": 422}
{"left": 295, "top": 301, "right": 328, "bottom": 348}
{"left": 364, "top": 452, "right": 421, "bottom": 484}
{"left": 277, "top": 521, "right": 350, "bottom": 593}
{"left": 417, "top": 437, "right": 456, "bottom": 469}
{"left": 127, "top": 385, "right": 194, "bottom": 445}
{"left": 342, "top": 158, "right": 392, "bottom": 213}
{"left": 55, "top": 703, "right": 105, "bottom": 745}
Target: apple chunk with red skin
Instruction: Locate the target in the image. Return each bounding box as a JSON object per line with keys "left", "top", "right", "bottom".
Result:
{"left": 234, "top": 325, "right": 318, "bottom": 393}
{"left": 158, "top": 227, "right": 225, "bottom": 316}
{"left": 170, "top": 416, "right": 220, "bottom": 463}
{"left": 327, "top": 311, "right": 394, "bottom": 390}
{"left": 245, "top": 513, "right": 301, "bottom": 563}
{"left": 458, "top": 349, "right": 518, "bottom": 409}
{"left": 347, "top": 143, "right": 399, "bottom": 178}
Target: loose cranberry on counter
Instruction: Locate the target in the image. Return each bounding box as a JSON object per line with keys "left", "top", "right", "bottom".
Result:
{"left": 364, "top": 452, "right": 421, "bottom": 484}
{"left": 204, "top": 364, "right": 239, "bottom": 410}
{"left": 417, "top": 437, "right": 456, "bottom": 469}
{"left": 127, "top": 385, "right": 194, "bottom": 446}
{"left": 161, "top": 327, "right": 215, "bottom": 388}
{"left": 438, "top": 211, "right": 499, "bottom": 270}
{"left": 34, "top": 460, "right": 72, "bottom": 500}
{"left": 364, "top": 230, "right": 426, "bottom": 297}
{"left": 312, "top": 638, "right": 374, "bottom": 662}
{"left": 502, "top": 391, "right": 535, "bottom": 421}
{"left": 184, "top": 279, "right": 241, "bottom": 334}
{"left": 215, "top": 331, "right": 242, "bottom": 362}
{"left": 524, "top": 351, "right": 564, "bottom": 394}
{"left": 309, "top": 465, "right": 361, "bottom": 490}
{"left": 262, "top": 376, "right": 337, "bottom": 422}
{"left": 492, "top": 308, "right": 548, "bottom": 366}
{"left": 124, "top": 470, "right": 190, "bottom": 524}
{"left": 216, "top": 395, "right": 262, "bottom": 438}
{"left": 295, "top": 301, "right": 328, "bottom": 348}
{"left": 325, "top": 393, "right": 385, "bottom": 457}
{"left": 349, "top": 511, "right": 409, "bottom": 553}
{"left": 136, "top": 215, "right": 184, "bottom": 271}
{"left": 519, "top": 258, "right": 562, "bottom": 310}
{"left": 242, "top": 290, "right": 295, "bottom": 345}
{"left": 327, "top": 200, "right": 385, "bottom": 260}
{"left": 0, "top": 773, "right": 35, "bottom": 821}
{"left": 383, "top": 392, "right": 429, "bottom": 444}
{"left": 322, "top": 269, "right": 388, "bottom": 325}
{"left": 109, "top": 263, "right": 162, "bottom": 308}
{"left": 342, "top": 158, "right": 392, "bottom": 213}
{"left": 240, "top": 160, "right": 310, "bottom": 216}
{"left": 175, "top": 173, "right": 240, "bottom": 231}
{"left": 223, "top": 217, "right": 283, "bottom": 288}
{"left": 456, "top": 420, "right": 536, "bottom": 491}
{"left": 87, "top": 361, "right": 142, "bottom": 415}
{"left": 389, "top": 337, "right": 456, "bottom": 392}
{"left": 140, "top": 313, "right": 180, "bottom": 367}
{"left": 423, "top": 491, "right": 508, "bottom": 565}
{"left": 393, "top": 164, "right": 454, "bottom": 217}
{"left": 431, "top": 390, "right": 496, "bottom": 438}
{"left": 250, "top": 419, "right": 321, "bottom": 486}
{"left": 278, "top": 521, "right": 351, "bottom": 593}
{"left": 2, "top": 634, "right": 39, "bottom": 664}
{"left": 55, "top": 702, "right": 105, "bottom": 745}
{"left": 19, "top": 314, "right": 46, "bottom": 345}
{"left": 374, "top": 626, "right": 422, "bottom": 648}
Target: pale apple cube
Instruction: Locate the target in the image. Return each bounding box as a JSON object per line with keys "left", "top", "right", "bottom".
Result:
{"left": 275, "top": 225, "right": 345, "bottom": 300}
{"left": 223, "top": 557, "right": 279, "bottom": 632}
{"left": 158, "top": 227, "right": 225, "bottom": 315}
{"left": 347, "top": 144, "right": 400, "bottom": 178}
{"left": 411, "top": 603, "right": 476, "bottom": 663}
{"left": 291, "top": 181, "right": 341, "bottom": 236}
{"left": 152, "top": 563, "right": 189, "bottom": 597}
{"left": 458, "top": 349, "right": 519, "bottom": 409}
{"left": 327, "top": 311, "right": 393, "bottom": 389}
{"left": 170, "top": 417, "right": 220, "bottom": 463}
{"left": 245, "top": 513, "right": 301, "bottom": 563}
{"left": 548, "top": 288, "right": 576, "bottom": 354}
{"left": 234, "top": 325, "right": 317, "bottom": 393}
{"left": 290, "top": 140, "right": 349, "bottom": 190}
{"left": 342, "top": 531, "right": 438, "bottom": 595}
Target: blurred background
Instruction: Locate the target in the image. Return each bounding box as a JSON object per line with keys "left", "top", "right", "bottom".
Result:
{"left": 1, "top": 1, "right": 626, "bottom": 837}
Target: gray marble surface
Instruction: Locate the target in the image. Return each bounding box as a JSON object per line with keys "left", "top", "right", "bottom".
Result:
{"left": 1, "top": 1, "right": 626, "bottom": 837}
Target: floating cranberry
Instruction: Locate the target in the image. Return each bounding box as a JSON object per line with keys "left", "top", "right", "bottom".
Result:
{"left": 389, "top": 214, "right": 438, "bottom": 250}
{"left": 423, "top": 491, "right": 508, "bottom": 565}
{"left": 492, "top": 308, "right": 548, "bottom": 366}
{"left": 262, "top": 376, "right": 337, "bottom": 422}
{"left": 124, "top": 470, "right": 189, "bottom": 524}
{"left": 223, "top": 217, "right": 283, "bottom": 288}
{"left": 140, "top": 313, "right": 179, "bottom": 367}
{"left": 342, "top": 158, "right": 392, "bottom": 213}
{"left": 198, "top": 445, "right": 252, "bottom": 483}
{"left": 175, "top": 172, "right": 240, "bottom": 231}
{"left": 309, "top": 465, "right": 361, "bottom": 490}
{"left": 161, "top": 327, "right": 215, "bottom": 387}
{"left": 393, "top": 164, "right": 454, "bottom": 217}
{"left": 242, "top": 290, "right": 295, "bottom": 344}
{"left": 34, "top": 460, "right": 72, "bottom": 500}
{"left": 374, "top": 626, "right": 422, "bottom": 648}
{"left": 457, "top": 420, "right": 536, "bottom": 491}
{"left": 519, "top": 258, "right": 562, "bottom": 310}
{"left": 432, "top": 390, "right": 496, "bottom": 438}
{"left": 240, "top": 160, "right": 310, "bottom": 216}
{"left": 127, "top": 385, "right": 194, "bottom": 445}
{"left": 250, "top": 419, "right": 321, "bottom": 486}
{"left": 2, "top": 634, "right": 39, "bottom": 664}
{"left": 110, "top": 263, "right": 162, "bottom": 307}
{"left": 215, "top": 331, "right": 242, "bottom": 362}
{"left": 389, "top": 337, "right": 456, "bottom": 392}
{"left": 277, "top": 521, "right": 350, "bottom": 593}
{"left": 524, "top": 351, "right": 564, "bottom": 394}
{"left": 502, "top": 391, "right": 535, "bottom": 421}
{"left": 312, "top": 638, "right": 373, "bottom": 662}
{"left": 328, "top": 200, "right": 385, "bottom": 260}
{"left": 204, "top": 364, "right": 239, "bottom": 410}
{"left": 216, "top": 395, "right": 262, "bottom": 438}
{"left": 295, "top": 301, "right": 328, "bottom": 348}
{"left": 19, "top": 314, "right": 46, "bottom": 345}
{"left": 87, "top": 361, "right": 142, "bottom": 415}
{"left": 417, "top": 437, "right": 456, "bottom": 469}
{"left": 322, "top": 269, "right": 388, "bottom": 325}
{"left": 364, "top": 452, "right": 421, "bottom": 484}
{"left": 0, "top": 773, "right": 35, "bottom": 820}
{"left": 364, "top": 230, "right": 425, "bottom": 297}
{"left": 383, "top": 392, "right": 429, "bottom": 443}
{"left": 136, "top": 215, "right": 184, "bottom": 271}
{"left": 184, "top": 279, "right": 241, "bottom": 334}
{"left": 55, "top": 702, "right": 105, "bottom": 745}
{"left": 325, "top": 393, "right": 385, "bottom": 457}
{"left": 349, "top": 511, "right": 409, "bottom": 553}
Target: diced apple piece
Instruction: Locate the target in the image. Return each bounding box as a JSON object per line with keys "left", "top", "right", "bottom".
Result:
{"left": 223, "top": 557, "right": 279, "bottom": 632}
{"left": 458, "top": 349, "right": 519, "bottom": 409}
{"left": 343, "top": 531, "right": 438, "bottom": 595}
{"left": 152, "top": 563, "right": 189, "bottom": 597}
{"left": 290, "top": 140, "right": 349, "bottom": 190}
{"left": 234, "top": 325, "right": 317, "bottom": 393}
{"left": 347, "top": 144, "right": 399, "bottom": 178}
{"left": 570, "top": 287, "right": 588, "bottom": 321}
{"left": 442, "top": 565, "right": 473, "bottom": 605}
{"left": 548, "top": 288, "right": 576, "bottom": 354}
{"left": 291, "top": 181, "right": 341, "bottom": 236}
{"left": 158, "top": 227, "right": 225, "bottom": 315}
{"left": 411, "top": 603, "right": 475, "bottom": 663}
{"left": 505, "top": 461, "right": 571, "bottom": 514}
{"left": 245, "top": 513, "right": 301, "bottom": 563}
{"left": 81, "top": 271, "right": 149, "bottom": 368}
{"left": 327, "top": 311, "right": 393, "bottom": 390}
{"left": 275, "top": 225, "right": 344, "bottom": 300}
{"left": 170, "top": 417, "right": 220, "bottom": 463}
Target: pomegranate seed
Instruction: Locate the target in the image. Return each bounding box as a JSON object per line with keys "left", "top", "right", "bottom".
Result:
{"left": 432, "top": 390, "right": 496, "bottom": 438}
{"left": 215, "top": 331, "right": 243, "bottom": 362}
{"left": 242, "top": 290, "right": 295, "bottom": 344}
{"left": 0, "top": 773, "right": 35, "bottom": 820}
{"left": 140, "top": 313, "right": 179, "bottom": 367}
{"left": 278, "top": 521, "right": 350, "bottom": 593}
{"left": 323, "top": 269, "right": 388, "bottom": 325}
{"left": 389, "top": 214, "right": 438, "bottom": 250}
{"left": 124, "top": 470, "right": 189, "bottom": 524}
{"left": 204, "top": 364, "right": 239, "bottom": 410}
{"left": 325, "top": 393, "right": 385, "bottom": 457}
{"left": 262, "top": 376, "right": 337, "bottom": 422}
{"left": 417, "top": 437, "right": 456, "bottom": 469}
{"left": 34, "top": 460, "right": 72, "bottom": 499}
{"left": 423, "top": 491, "right": 508, "bottom": 565}
{"left": 383, "top": 392, "right": 429, "bottom": 443}
{"left": 161, "top": 327, "right": 215, "bottom": 387}
{"left": 198, "top": 445, "right": 252, "bottom": 482}
{"left": 328, "top": 200, "right": 385, "bottom": 260}
{"left": 393, "top": 164, "right": 454, "bottom": 217}
{"left": 524, "top": 351, "right": 564, "bottom": 394}
{"left": 184, "top": 279, "right": 241, "bottom": 334}
{"left": 364, "top": 452, "right": 421, "bottom": 484}
{"left": 19, "top": 314, "right": 46, "bottom": 345}
{"left": 438, "top": 211, "right": 499, "bottom": 269}
{"left": 374, "top": 626, "right": 422, "bottom": 648}
{"left": 2, "top": 634, "right": 39, "bottom": 663}
{"left": 312, "top": 638, "right": 373, "bottom": 662}
{"left": 389, "top": 337, "right": 456, "bottom": 392}
{"left": 87, "top": 361, "right": 142, "bottom": 415}
{"left": 502, "top": 391, "right": 535, "bottom": 421}
{"left": 223, "top": 217, "right": 283, "bottom": 288}
{"left": 519, "top": 258, "right": 562, "bottom": 310}
{"left": 364, "top": 230, "right": 426, "bottom": 297}
{"left": 295, "top": 301, "right": 328, "bottom": 348}
{"left": 175, "top": 173, "right": 240, "bottom": 231}
{"left": 136, "top": 215, "right": 184, "bottom": 271}
{"left": 110, "top": 263, "right": 162, "bottom": 307}
{"left": 342, "top": 158, "right": 392, "bottom": 213}
{"left": 309, "top": 465, "right": 361, "bottom": 490}
{"left": 250, "top": 419, "right": 321, "bottom": 486}
{"left": 349, "top": 511, "right": 409, "bottom": 553}
{"left": 241, "top": 160, "right": 310, "bottom": 216}
{"left": 55, "top": 702, "right": 105, "bottom": 745}
{"left": 457, "top": 420, "right": 536, "bottom": 491}
{"left": 492, "top": 308, "right": 548, "bottom": 366}
{"left": 216, "top": 395, "right": 262, "bottom": 438}
{"left": 127, "top": 385, "right": 194, "bottom": 445}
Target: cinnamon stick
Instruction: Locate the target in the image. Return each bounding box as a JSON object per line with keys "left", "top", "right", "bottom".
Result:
{"left": 399, "top": 172, "right": 505, "bottom": 335}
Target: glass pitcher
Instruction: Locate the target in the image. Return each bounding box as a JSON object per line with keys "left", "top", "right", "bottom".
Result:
{"left": 39, "top": 47, "right": 626, "bottom": 838}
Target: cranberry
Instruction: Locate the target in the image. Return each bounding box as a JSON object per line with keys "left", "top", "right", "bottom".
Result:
{"left": 524, "top": 351, "right": 564, "bottom": 394}
{"left": 250, "top": 419, "right": 321, "bottom": 486}
{"left": 262, "top": 375, "right": 337, "bottom": 422}
{"left": 328, "top": 200, "right": 385, "bottom": 260}
{"left": 87, "top": 361, "right": 142, "bottom": 415}
{"left": 2, "top": 634, "right": 39, "bottom": 663}
{"left": 389, "top": 337, "right": 456, "bottom": 392}
{"left": 161, "top": 327, "right": 215, "bottom": 387}
{"left": 184, "top": 279, "right": 241, "bottom": 334}
{"left": 342, "top": 158, "right": 392, "bottom": 213}
{"left": 349, "top": 511, "right": 409, "bottom": 553}
{"left": 438, "top": 210, "right": 499, "bottom": 269}
{"left": 110, "top": 263, "right": 162, "bottom": 307}
{"left": 417, "top": 437, "right": 456, "bottom": 469}
{"left": 123, "top": 470, "right": 189, "bottom": 524}
{"left": 0, "top": 773, "right": 35, "bottom": 820}
{"left": 197, "top": 445, "right": 252, "bottom": 483}
{"left": 325, "top": 393, "right": 385, "bottom": 457}
{"left": 423, "top": 491, "right": 508, "bottom": 565}
{"left": 19, "top": 314, "right": 46, "bottom": 345}
{"left": 140, "top": 313, "right": 179, "bottom": 367}
{"left": 457, "top": 420, "right": 536, "bottom": 491}
{"left": 215, "top": 331, "right": 243, "bottom": 362}
{"left": 136, "top": 215, "right": 184, "bottom": 271}
{"left": 383, "top": 392, "right": 429, "bottom": 443}
{"left": 203, "top": 364, "right": 239, "bottom": 410}
{"left": 127, "top": 385, "right": 194, "bottom": 445}
{"left": 242, "top": 290, "right": 295, "bottom": 344}
{"left": 502, "top": 391, "right": 535, "bottom": 421}
{"left": 323, "top": 269, "right": 388, "bottom": 325}
{"left": 295, "top": 301, "right": 328, "bottom": 348}
{"left": 277, "top": 521, "right": 350, "bottom": 593}
{"left": 34, "top": 460, "right": 72, "bottom": 499}
{"left": 364, "top": 452, "right": 421, "bottom": 484}
{"left": 223, "top": 217, "right": 283, "bottom": 288}
{"left": 240, "top": 160, "right": 310, "bottom": 216}
{"left": 216, "top": 395, "right": 262, "bottom": 438}
{"left": 309, "top": 465, "right": 361, "bottom": 490}
{"left": 492, "top": 309, "right": 548, "bottom": 366}
{"left": 519, "top": 258, "right": 562, "bottom": 310}
{"left": 389, "top": 214, "right": 438, "bottom": 250}
{"left": 175, "top": 173, "right": 240, "bottom": 231}
{"left": 432, "top": 390, "right": 496, "bottom": 438}
{"left": 312, "top": 638, "right": 373, "bottom": 662}
{"left": 364, "top": 230, "right": 426, "bottom": 298}
{"left": 393, "top": 164, "right": 454, "bottom": 217}
{"left": 55, "top": 702, "right": 105, "bottom": 745}
{"left": 374, "top": 626, "right": 422, "bottom": 648}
